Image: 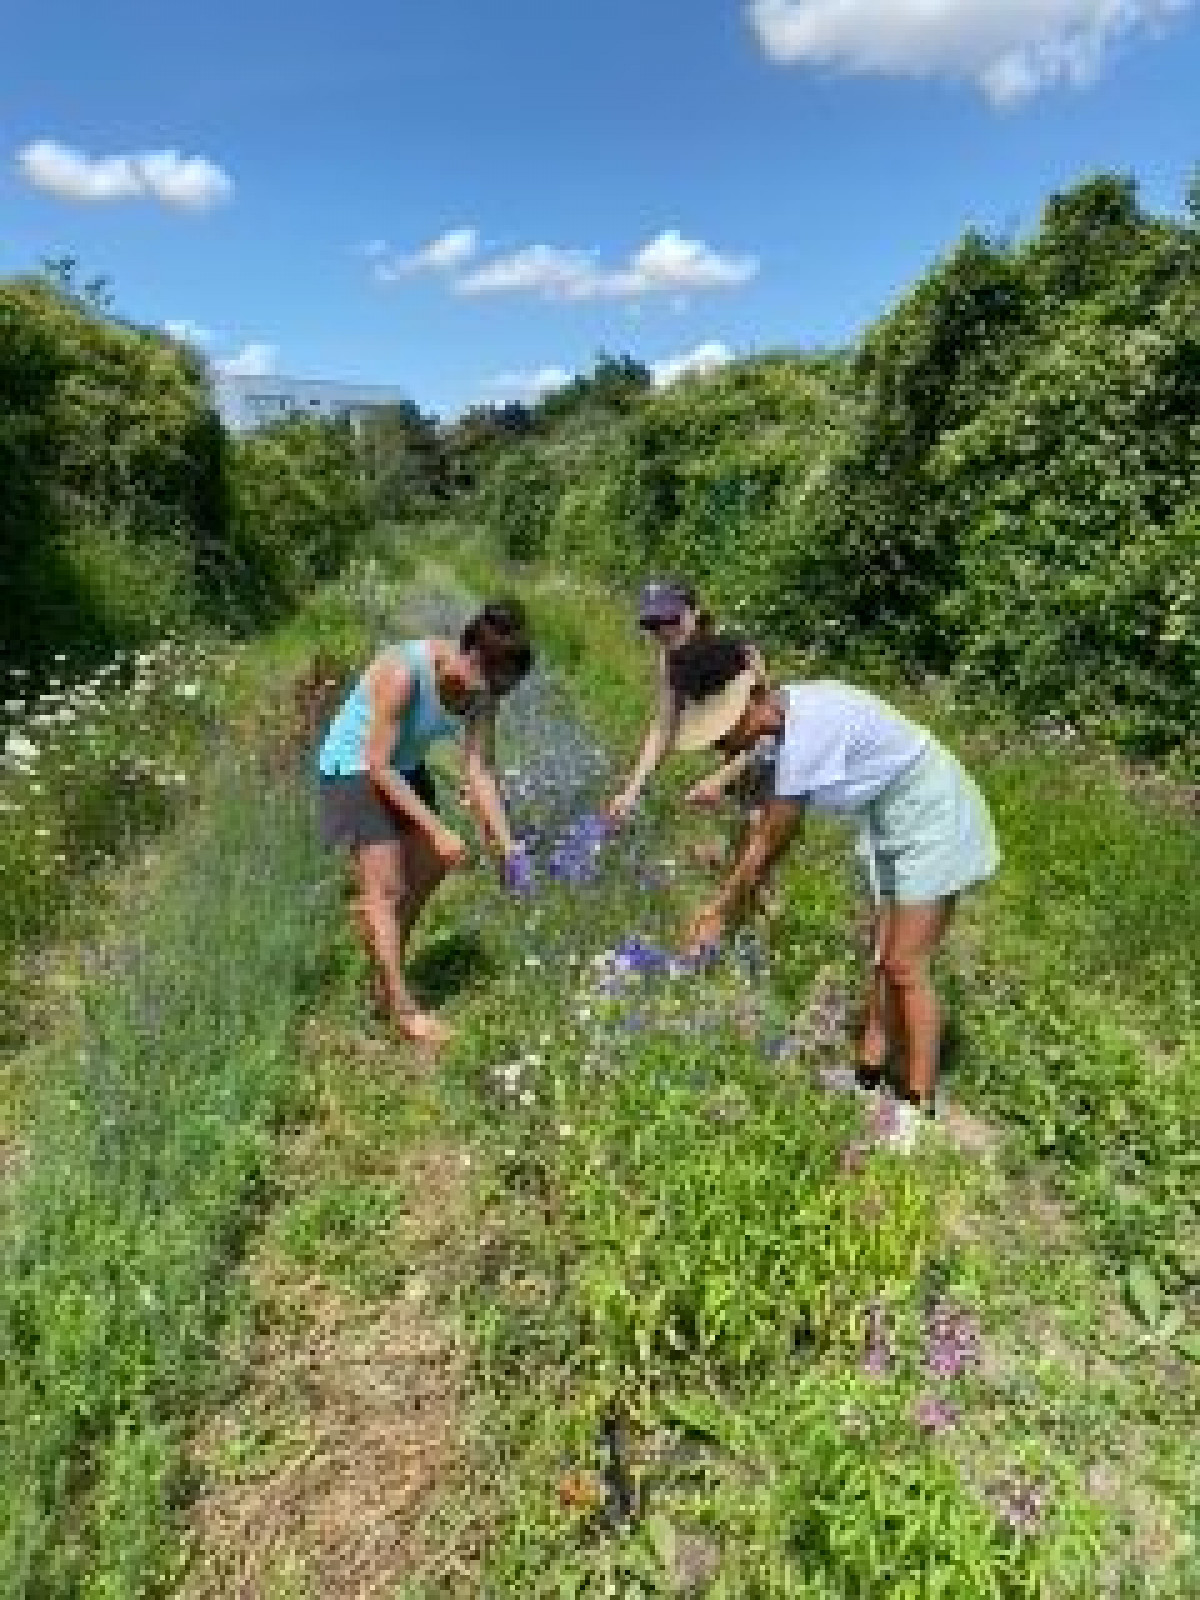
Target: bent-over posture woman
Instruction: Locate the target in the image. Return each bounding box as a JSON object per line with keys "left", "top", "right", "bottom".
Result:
{"left": 671, "top": 633, "right": 998, "bottom": 1146}
{"left": 317, "top": 602, "right": 532, "bottom": 1046}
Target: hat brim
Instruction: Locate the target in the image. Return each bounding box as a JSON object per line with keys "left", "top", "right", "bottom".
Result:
{"left": 672, "top": 668, "right": 758, "bottom": 753}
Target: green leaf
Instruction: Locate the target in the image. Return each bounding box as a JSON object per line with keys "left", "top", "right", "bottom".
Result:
{"left": 1125, "top": 1261, "right": 1162, "bottom": 1328}
{"left": 661, "top": 1394, "right": 726, "bottom": 1444}
{"left": 1173, "top": 1331, "right": 1200, "bottom": 1364}
{"left": 644, "top": 1512, "right": 677, "bottom": 1574}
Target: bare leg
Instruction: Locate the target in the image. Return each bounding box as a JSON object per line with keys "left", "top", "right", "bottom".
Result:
{"left": 879, "top": 898, "right": 957, "bottom": 1106}
{"left": 858, "top": 901, "right": 891, "bottom": 1077}
{"left": 391, "top": 828, "right": 453, "bottom": 1045}
{"left": 355, "top": 839, "right": 414, "bottom": 1022}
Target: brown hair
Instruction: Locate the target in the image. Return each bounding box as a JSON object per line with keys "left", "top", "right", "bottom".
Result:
{"left": 461, "top": 600, "right": 533, "bottom": 691}
{"left": 668, "top": 632, "right": 752, "bottom": 700}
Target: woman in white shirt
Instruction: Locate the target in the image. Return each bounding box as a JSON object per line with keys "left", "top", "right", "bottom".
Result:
{"left": 672, "top": 633, "right": 998, "bottom": 1145}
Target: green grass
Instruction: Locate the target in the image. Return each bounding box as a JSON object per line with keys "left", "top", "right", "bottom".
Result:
{"left": 2, "top": 542, "right": 1195, "bottom": 1596}
{"left": 410, "top": 546, "right": 1199, "bottom": 1595}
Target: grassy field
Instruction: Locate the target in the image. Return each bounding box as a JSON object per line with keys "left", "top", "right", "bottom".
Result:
{"left": 1, "top": 546, "right": 1196, "bottom": 1596}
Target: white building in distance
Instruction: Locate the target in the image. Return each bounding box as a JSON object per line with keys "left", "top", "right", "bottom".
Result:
{"left": 216, "top": 373, "right": 413, "bottom": 433}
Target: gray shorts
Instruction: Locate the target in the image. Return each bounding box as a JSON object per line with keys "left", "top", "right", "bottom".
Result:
{"left": 317, "top": 765, "right": 436, "bottom": 850}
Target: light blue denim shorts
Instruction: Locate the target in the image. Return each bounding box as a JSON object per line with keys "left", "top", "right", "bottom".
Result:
{"left": 855, "top": 742, "right": 998, "bottom": 907}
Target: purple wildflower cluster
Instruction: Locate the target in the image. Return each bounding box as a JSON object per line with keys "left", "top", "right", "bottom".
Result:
{"left": 861, "top": 1298, "right": 984, "bottom": 1439}
{"left": 503, "top": 845, "right": 536, "bottom": 895}
{"left": 545, "top": 812, "right": 612, "bottom": 885}
{"left": 991, "top": 1473, "right": 1047, "bottom": 1536}
{"left": 913, "top": 1390, "right": 959, "bottom": 1434}
{"left": 923, "top": 1299, "right": 981, "bottom": 1380}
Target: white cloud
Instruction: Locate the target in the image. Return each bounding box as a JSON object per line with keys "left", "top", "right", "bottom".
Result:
{"left": 16, "top": 139, "right": 233, "bottom": 209}
{"left": 747, "top": 0, "right": 1192, "bottom": 105}
{"left": 619, "top": 231, "right": 757, "bottom": 293}
{"left": 373, "top": 226, "right": 480, "bottom": 282}
{"left": 457, "top": 244, "right": 596, "bottom": 298}
{"left": 479, "top": 365, "right": 574, "bottom": 403}
{"left": 651, "top": 340, "right": 734, "bottom": 387}
{"left": 214, "top": 342, "right": 278, "bottom": 378}
{"left": 455, "top": 230, "right": 758, "bottom": 300}
{"left": 164, "top": 319, "right": 214, "bottom": 346}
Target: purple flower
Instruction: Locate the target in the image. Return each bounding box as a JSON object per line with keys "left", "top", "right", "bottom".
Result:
{"left": 869, "top": 1096, "right": 897, "bottom": 1138}
{"left": 543, "top": 812, "right": 613, "bottom": 885}
{"left": 504, "top": 846, "right": 536, "bottom": 895}
{"left": 614, "top": 935, "right": 672, "bottom": 976}
{"left": 991, "top": 1473, "right": 1046, "bottom": 1536}
{"left": 913, "top": 1391, "right": 958, "bottom": 1433}
{"left": 923, "top": 1300, "right": 981, "bottom": 1380}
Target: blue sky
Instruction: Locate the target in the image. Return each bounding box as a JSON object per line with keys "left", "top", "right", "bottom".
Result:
{"left": 2, "top": 0, "right": 1197, "bottom": 417}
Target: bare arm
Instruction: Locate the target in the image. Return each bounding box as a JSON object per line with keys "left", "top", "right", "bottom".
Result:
{"left": 612, "top": 653, "right": 679, "bottom": 815}
{"left": 365, "top": 661, "right": 446, "bottom": 843}
{"left": 684, "top": 798, "right": 802, "bottom": 950}
{"left": 464, "top": 704, "right": 519, "bottom": 858}
{"left": 685, "top": 747, "right": 755, "bottom": 807}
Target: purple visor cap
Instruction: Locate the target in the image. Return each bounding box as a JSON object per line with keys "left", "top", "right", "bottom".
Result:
{"left": 638, "top": 581, "right": 692, "bottom": 628}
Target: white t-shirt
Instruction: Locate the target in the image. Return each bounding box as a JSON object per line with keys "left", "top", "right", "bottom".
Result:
{"left": 771, "top": 682, "right": 929, "bottom": 816}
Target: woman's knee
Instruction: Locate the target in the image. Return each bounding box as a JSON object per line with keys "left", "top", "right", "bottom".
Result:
{"left": 880, "top": 950, "right": 930, "bottom": 990}
{"left": 356, "top": 844, "right": 403, "bottom": 905}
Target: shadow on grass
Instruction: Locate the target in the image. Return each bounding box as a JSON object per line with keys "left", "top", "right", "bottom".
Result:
{"left": 407, "top": 928, "right": 496, "bottom": 1009}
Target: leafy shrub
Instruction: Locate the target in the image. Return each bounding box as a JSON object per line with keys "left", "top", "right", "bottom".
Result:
{"left": 226, "top": 415, "right": 371, "bottom": 615}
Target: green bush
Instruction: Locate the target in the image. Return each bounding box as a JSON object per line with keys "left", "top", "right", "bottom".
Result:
{"left": 226, "top": 415, "right": 371, "bottom": 616}
{"left": 432, "top": 173, "right": 1198, "bottom": 771}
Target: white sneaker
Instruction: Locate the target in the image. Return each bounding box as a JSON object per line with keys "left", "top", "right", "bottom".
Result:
{"left": 884, "top": 1099, "right": 924, "bottom": 1155}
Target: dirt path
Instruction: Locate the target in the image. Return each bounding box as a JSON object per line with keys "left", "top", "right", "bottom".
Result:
{"left": 180, "top": 1017, "right": 478, "bottom": 1598}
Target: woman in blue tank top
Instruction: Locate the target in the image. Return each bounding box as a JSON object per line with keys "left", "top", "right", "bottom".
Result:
{"left": 317, "top": 601, "right": 533, "bottom": 1047}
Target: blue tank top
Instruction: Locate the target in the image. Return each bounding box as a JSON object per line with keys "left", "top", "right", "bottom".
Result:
{"left": 317, "top": 640, "right": 462, "bottom": 777}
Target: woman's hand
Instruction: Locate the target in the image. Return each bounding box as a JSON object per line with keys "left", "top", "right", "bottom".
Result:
{"left": 685, "top": 775, "right": 726, "bottom": 810}
{"left": 607, "top": 786, "right": 639, "bottom": 824}
{"left": 683, "top": 902, "right": 725, "bottom": 957}
{"left": 432, "top": 825, "right": 470, "bottom": 870}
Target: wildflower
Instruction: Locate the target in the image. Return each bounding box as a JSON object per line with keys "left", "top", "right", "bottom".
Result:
{"left": 923, "top": 1299, "right": 981, "bottom": 1380}
{"left": 504, "top": 846, "right": 536, "bottom": 895}
{"left": 913, "top": 1391, "right": 958, "bottom": 1433}
{"left": 176, "top": 682, "right": 200, "bottom": 699}
{"left": 558, "top": 1123, "right": 574, "bottom": 1139}
{"left": 3, "top": 733, "right": 39, "bottom": 765}
{"left": 518, "top": 1088, "right": 535, "bottom": 1108}
{"left": 3, "top": 699, "right": 23, "bottom": 713}
{"left": 991, "top": 1473, "right": 1046, "bottom": 1536}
